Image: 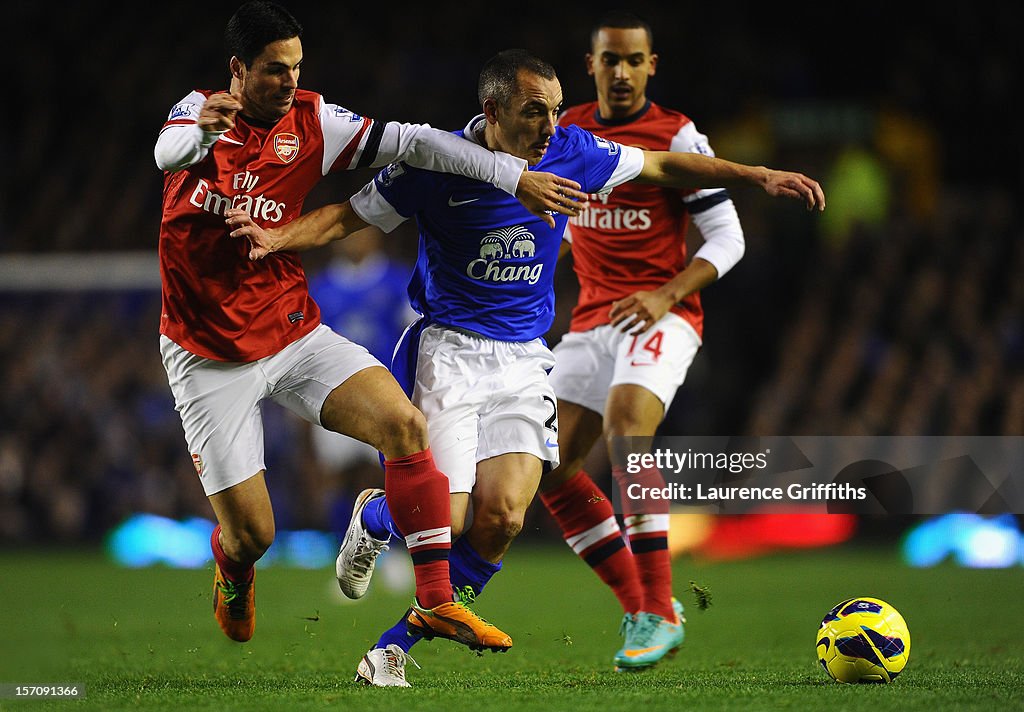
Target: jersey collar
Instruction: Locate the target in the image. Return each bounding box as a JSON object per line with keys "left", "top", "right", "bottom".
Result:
{"left": 239, "top": 113, "right": 283, "bottom": 130}
{"left": 593, "top": 100, "right": 652, "bottom": 127}
{"left": 463, "top": 114, "right": 488, "bottom": 145}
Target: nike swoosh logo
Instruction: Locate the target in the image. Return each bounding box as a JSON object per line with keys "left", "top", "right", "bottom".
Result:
{"left": 220, "top": 135, "right": 245, "bottom": 145}
{"left": 448, "top": 196, "right": 480, "bottom": 207}
{"left": 415, "top": 532, "right": 447, "bottom": 543}
{"left": 545, "top": 438, "right": 558, "bottom": 448}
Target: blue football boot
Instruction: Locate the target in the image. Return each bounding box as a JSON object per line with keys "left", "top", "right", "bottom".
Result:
{"left": 613, "top": 597, "right": 685, "bottom": 671}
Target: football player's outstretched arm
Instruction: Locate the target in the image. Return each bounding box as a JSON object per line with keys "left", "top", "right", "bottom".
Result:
{"left": 636, "top": 151, "right": 826, "bottom": 211}
{"left": 375, "top": 122, "right": 589, "bottom": 228}
{"left": 225, "top": 203, "right": 367, "bottom": 260}
{"left": 609, "top": 151, "right": 822, "bottom": 336}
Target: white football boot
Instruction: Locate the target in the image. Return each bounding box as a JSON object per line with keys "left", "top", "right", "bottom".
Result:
{"left": 354, "top": 644, "right": 420, "bottom": 687}
{"left": 336, "top": 488, "right": 390, "bottom": 598}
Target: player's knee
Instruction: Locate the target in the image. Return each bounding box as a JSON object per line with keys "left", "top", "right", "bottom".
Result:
{"left": 376, "top": 406, "right": 429, "bottom": 458}
{"left": 478, "top": 507, "right": 525, "bottom": 544}
{"left": 495, "top": 511, "right": 525, "bottom": 543}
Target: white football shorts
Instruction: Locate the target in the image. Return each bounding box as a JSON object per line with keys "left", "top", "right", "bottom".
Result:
{"left": 160, "top": 324, "right": 382, "bottom": 495}
{"left": 548, "top": 312, "right": 701, "bottom": 417}
{"left": 409, "top": 324, "right": 559, "bottom": 494}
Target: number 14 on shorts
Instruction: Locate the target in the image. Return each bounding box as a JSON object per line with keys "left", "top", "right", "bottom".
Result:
{"left": 627, "top": 330, "right": 664, "bottom": 366}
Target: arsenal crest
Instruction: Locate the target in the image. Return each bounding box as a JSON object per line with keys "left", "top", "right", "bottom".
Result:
{"left": 273, "top": 133, "right": 300, "bottom": 163}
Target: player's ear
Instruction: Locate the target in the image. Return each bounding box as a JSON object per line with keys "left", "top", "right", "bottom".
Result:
{"left": 229, "top": 56, "right": 245, "bottom": 81}
{"left": 649, "top": 53, "right": 658, "bottom": 77}
{"left": 585, "top": 52, "right": 595, "bottom": 76}
{"left": 482, "top": 98, "right": 500, "bottom": 124}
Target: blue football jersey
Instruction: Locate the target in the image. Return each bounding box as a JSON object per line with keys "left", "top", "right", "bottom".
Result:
{"left": 307, "top": 254, "right": 417, "bottom": 363}
{"left": 350, "top": 115, "right": 643, "bottom": 342}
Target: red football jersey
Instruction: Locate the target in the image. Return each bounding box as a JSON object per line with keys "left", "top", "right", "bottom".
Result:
{"left": 158, "top": 89, "right": 377, "bottom": 361}
{"left": 559, "top": 101, "right": 723, "bottom": 338}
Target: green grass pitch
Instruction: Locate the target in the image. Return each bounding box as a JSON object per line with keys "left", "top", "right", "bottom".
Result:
{"left": 1, "top": 544, "right": 1022, "bottom": 711}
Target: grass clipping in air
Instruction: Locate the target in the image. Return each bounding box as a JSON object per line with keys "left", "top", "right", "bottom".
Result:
{"left": 690, "top": 580, "right": 712, "bottom": 610}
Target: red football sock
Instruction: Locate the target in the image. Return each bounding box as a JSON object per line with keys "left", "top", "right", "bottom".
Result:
{"left": 540, "top": 470, "right": 643, "bottom": 614}
{"left": 384, "top": 448, "right": 452, "bottom": 608}
{"left": 211, "top": 524, "right": 254, "bottom": 583}
{"left": 612, "top": 465, "right": 675, "bottom": 620}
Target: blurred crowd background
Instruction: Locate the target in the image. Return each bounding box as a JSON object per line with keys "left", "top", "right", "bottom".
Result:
{"left": 1, "top": 2, "right": 1020, "bottom": 547}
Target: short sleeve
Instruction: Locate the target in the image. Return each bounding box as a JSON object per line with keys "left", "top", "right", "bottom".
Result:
{"left": 564, "top": 125, "right": 644, "bottom": 194}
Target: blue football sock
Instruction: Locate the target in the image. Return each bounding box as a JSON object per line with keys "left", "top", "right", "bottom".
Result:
{"left": 374, "top": 536, "right": 503, "bottom": 653}
{"left": 449, "top": 535, "right": 502, "bottom": 600}
{"left": 375, "top": 609, "right": 422, "bottom": 653}
{"left": 361, "top": 494, "right": 403, "bottom": 541}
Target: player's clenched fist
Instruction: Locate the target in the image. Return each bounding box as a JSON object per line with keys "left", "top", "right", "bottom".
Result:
{"left": 198, "top": 92, "right": 243, "bottom": 132}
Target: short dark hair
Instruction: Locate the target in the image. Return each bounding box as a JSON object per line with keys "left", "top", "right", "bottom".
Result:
{"left": 477, "top": 49, "right": 557, "bottom": 108}
{"left": 225, "top": 1, "right": 303, "bottom": 66}
{"left": 590, "top": 11, "right": 653, "bottom": 51}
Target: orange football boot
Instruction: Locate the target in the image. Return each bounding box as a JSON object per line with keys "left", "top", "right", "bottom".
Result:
{"left": 213, "top": 565, "right": 255, "bottom": 642}
{"left": 406, "top": 601, "right": 512, "bottom": 652}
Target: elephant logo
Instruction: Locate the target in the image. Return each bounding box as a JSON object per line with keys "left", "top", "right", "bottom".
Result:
{"left": 511, "top": 239, "right": 535, "bottom": 258}
{"left": 479, "top": 242, "right": 503, "bottom": 260}
{"left": 478, "top": 225, "right": 535, "bottom": 260}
